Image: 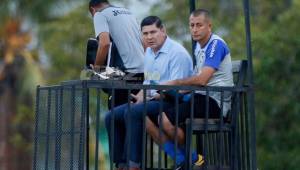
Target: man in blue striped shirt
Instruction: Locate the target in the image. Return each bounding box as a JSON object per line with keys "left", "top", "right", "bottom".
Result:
{"left": 157, "top": 9, "right": 234, "bottom": 169}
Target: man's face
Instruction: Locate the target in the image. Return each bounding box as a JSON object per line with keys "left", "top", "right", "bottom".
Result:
{"left": 189, "top": 15, "right": 211, "bottom": 42}
{"left": 142, "top": 24, "right": 166, "bottom": 52}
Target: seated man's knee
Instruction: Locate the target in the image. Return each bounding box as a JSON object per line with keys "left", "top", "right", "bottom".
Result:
{"left": 124, "top": 106, "right": 143, "bottom": 121}
{"left": 146, "top": 116, "right": 156, "bottom": 131}
{"left": 161, "top": 112, "right": 175, "bottom": 132}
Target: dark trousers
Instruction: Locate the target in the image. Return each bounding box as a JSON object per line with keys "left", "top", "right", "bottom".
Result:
{"left": 105, "top": 100, "right": 173, "bottom": 166}
{"left": 165, "top": 93, "right": 221, "bottom": 129}
{"left": 107, "top": 73, "right": 144, "bottom": 109}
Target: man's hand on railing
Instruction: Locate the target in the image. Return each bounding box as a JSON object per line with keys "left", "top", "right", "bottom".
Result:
{"left": 131, "top": 90, "right": 161, "bottom": 104}
{"left": 161, "top": 80, "right": 175, "bottom": 86}
{"left": 130, "top": 90, "right": 144, "bottom": 104}
{"left": 152, "top": 93, "right": 161, "bottom": 100}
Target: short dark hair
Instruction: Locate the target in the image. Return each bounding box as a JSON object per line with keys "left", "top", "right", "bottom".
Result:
{"left": 191, "top": 9, "right": 211, "bottom": 20}
{"left": 141, "top": 16, "right": 163, "bottom": 30}
{"left": 89, "top": 0, "right": 109, "bottom": 8}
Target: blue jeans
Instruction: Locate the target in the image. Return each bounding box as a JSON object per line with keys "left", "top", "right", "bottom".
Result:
{"left": 105, "top": 100, "right": 173, "bottom": 166}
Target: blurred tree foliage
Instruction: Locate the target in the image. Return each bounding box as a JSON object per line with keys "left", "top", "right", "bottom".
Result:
{"left": 149, "top": 0, "right": 300, "bottom": 169}
{"left": 0, "top": 15, "right": 43, "bottom": 170}
{"left": 0, "top": 0, "right": 83, "bottom": 169}
{"left": 40, "top": 4, "right": 93, "bottom": 83}
{"left": 253, "top": 0, "right": 300, "bottom": 169}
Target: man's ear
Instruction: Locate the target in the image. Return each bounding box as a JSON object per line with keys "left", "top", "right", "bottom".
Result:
{"left": 207, "top": 20, "right": 212, "bottom": 30}
{"left": 161, "top": 27, "right": 167, "bottom": 34}
{"left": 208, "top": 22, "right": 212, "bottom": 32}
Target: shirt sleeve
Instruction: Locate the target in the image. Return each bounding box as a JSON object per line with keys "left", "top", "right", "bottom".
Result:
{"left": 169, "top": 51, "right": 193, "bottom": 80}
{"left": 93, "top": 12, "right": 109, "bottom": 37}
{"left": 204, "top": 40, "right": 229, "bottom": 70}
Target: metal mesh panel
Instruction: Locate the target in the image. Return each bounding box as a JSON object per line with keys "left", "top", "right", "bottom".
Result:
{"left": 36, "top": 89, "right": 49, "bottom": 134}
{"left": 34, "top": 87, "right": 85, "bottom": 170}
{"left": 34, "top": 88, "right": 57, "bottom": 170}
{"left": 47, "top": 136, "right": 56, "bottom": 169}
{"left": 35, "top": 136, "right": 46, "bottom": 170}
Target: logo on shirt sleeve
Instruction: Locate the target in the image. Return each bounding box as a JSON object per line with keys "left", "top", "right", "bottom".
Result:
{"left": 209, "top": 40, "right": 218, "bottom": 58}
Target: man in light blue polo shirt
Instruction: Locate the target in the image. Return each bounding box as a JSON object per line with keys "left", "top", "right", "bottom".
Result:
{"left": 142, "top": 24, "right": 194, "bottom": 99}
{"left": 105, "top": 16, "right": 193, "bottom": 170}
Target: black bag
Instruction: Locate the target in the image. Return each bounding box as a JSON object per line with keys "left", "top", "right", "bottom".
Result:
{"left": 85, "top": 37, "right": 126, "bottom": 71}
{"left": 86, "top": 38, "right": 98, "bottom": 69}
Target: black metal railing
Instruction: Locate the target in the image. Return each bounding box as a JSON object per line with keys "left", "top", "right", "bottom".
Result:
{"left": 33, "top": 61, "right": 256, "bottom": 170}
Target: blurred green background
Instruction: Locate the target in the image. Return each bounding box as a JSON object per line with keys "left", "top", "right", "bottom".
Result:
{"left": 0, "top": 0, "right": 299, "bottom": 169}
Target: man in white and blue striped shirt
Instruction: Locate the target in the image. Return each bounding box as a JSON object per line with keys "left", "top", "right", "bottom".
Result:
{"left": 158, "top": 9, "right": 234, "bottom": 169}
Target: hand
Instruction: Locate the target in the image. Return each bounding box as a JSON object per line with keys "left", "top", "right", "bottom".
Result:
{"left": 162, "top": 80, "right": 176, "bottom": 86}
{"left": 130, "top": 92, "right": 144, "bottom": 104}
{"left": 152, "top": 93, "right": 161, "bottom": 100}
{"left": 179, "top": 90, "right": 190, "bottom": 94}
{"left": 90, "top": 64, "right": 101, "bottom": 72}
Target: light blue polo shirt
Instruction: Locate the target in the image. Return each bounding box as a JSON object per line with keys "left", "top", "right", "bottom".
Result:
{"left": 143, "top": 37, "right": 193, "bottom": 96}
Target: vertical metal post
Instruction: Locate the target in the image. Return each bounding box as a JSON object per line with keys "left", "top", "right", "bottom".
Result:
{"left": 174, "top": 90, "right": 179, "bottom": 169}
{"left": 85, "top": 83, "right": 90, "bottom": 170}
{"left": 33, "top": 86, "right": 40, "bottom": 170}
{"left": 203, "top": 90, "right": 209, "bottom": 170}
{"left": 126, "top": 89, "right": 132, "bottom": 169}
{"left": 189, "top": 0, "right": 196, "bottom": 65}
{"left": 95, "top": 89, "right": 101, "bottom": 170}
{"left": 158, "top": 91, "right": 163, "bottom": 170}
{"left": 59, "top": 87, "right": 63, "bottom": 169}
{"left": 186, "top": 91, "right": 194, "bottom": 170}
{"left": 78, "top": 81, "right": 87, "bottom": 170}
{"left": 218, "top": 91, "right": 225, "bottom": 168}
{"left": 150, "top": 136, "right": 154, "bottom": 168}
{"left": 110, "top": 88, "right": 115, "bottom": 170}
{"left": 235, "top": 93, "right": 241, "bottom": 170}
{"left": 189, "top": 0, "right": 195, "bottom": 12}
{"left": 244, "top": 93, "right": 251, "bottom": 169}
{"left": 70, "top": 86, "right": 75, "bottom": 170}
{"left": 242, "top": 0, "right": 257, "bottom": 169}
{"left": 44, "top": 89, "right": 52, "bottom": 170}
{"left": 240, "top": 92, "right": 246, "bottom": 170}
{"left": 188, "top": 2, "right": 197, "bottom": 168}
{"left": 142, "top": 89, "right": 147, "bottom": 170}
{"left": 55, "top": 87, "right": 62, "bottom": 170}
